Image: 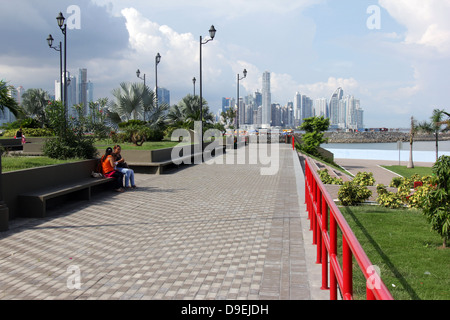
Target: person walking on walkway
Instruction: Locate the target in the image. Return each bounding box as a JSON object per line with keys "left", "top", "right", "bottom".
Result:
{"left": 113, "top": 145, "right": 137, "bottom": 189}
{"left": 101, "top": 147, "right": 125, "bottom": 192}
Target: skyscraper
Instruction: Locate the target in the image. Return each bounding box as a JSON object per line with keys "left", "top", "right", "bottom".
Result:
{"left": 78, "top": 68, "right": 88, "bottom": 114}
{"left": 262, "top": 71, "right": 271, "bottom": 127}
{"left": 294, "top": 92, "right": 301, "bottom": 126}
{"left": 157, "top": 88, "right": 170, "bottom": 107}
{"left": 329, "top": 87, "right": 344, "bottom": 129}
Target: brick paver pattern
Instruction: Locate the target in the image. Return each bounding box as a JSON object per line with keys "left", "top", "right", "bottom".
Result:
{"left": 0, "top": 144, "right": 312, "bottom": 300}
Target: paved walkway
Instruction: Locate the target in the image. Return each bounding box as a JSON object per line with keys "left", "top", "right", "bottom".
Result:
{"left": 0, "top": 144, "right": 328, "bottom": 300}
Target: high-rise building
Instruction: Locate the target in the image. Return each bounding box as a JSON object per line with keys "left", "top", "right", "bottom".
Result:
{"left": 254, "top": 91, "right": 262, "bottom": 108}
{"left": 157, "top": 87, "right": 170, "bottom": 107}
{"left": 262, "top": 71, "right": 271, "bottom": 127}
{"left": 329, "top": 87, "right": 344, "bottom": 129}
{"left": 294, "top": 92, "right": 301, "bottom": 126}
{"left": 56, "top": 71, "right": 77, "bottom": 116}
{"left": 78, "top": 68, "right": 88, "bottom": 114}
{"left": 222, "top": 97, "right": 232, "bottom": 113}
{"left": 87, "top": 81, "right": 94, "bottom": 105}
{"left": 314, "top": 98, "right": 328, "bottom": 118}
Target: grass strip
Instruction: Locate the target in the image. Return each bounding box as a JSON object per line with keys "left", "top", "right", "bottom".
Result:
{"left": 340, "top": 205, "right": 449, "bottom": 300}
{"left": 1, "top": 156, "right": 82, "bottom": 173}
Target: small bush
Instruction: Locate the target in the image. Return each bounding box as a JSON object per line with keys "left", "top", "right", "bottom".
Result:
{"left": 389, "top": 177, "right": 403, "bottom": 188}
{"left": 3, "top": 128, "right": 54, "bottom": 137}
{"left": 318, "top": 169, "right": 344, "bottom": 185}
{"left": 376, "top": 191, "right": 405, "bottom": 209}
{"left": 353, "top": 171, "right": 376, "bottom": 186}
{"left": 338, "top": 181, "right": 372, "bottom": 206}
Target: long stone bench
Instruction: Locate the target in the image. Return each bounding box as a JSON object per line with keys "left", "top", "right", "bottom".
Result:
{"left": 3, "top": 159, "right": 114, "bottom": 219}
{"left": 122, "top": 142, "right": 225, "bottom": 174}
{"left": 0, "top": 138, "right": 23, "bottom": 151}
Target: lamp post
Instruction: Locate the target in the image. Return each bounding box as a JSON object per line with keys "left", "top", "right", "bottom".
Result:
{"left": 47, "top": 34, "right": 63, "bottom": 104}
{"left": 192, "top": 77, "right": 196, "bottom": 96}
{"left": 236, "top": 69, "right": 247, "bottom": 148}
{"left": 136, "top": 69, "right": 146, "bottom": 87}
{"left": 56, "top": 12, "right": 67, "bottom": 123}
{"left": 199, "top": 25, "right": 216, "bottom": 155}
{"left": 155, "top": 53, "right": 161, "bottom": 108}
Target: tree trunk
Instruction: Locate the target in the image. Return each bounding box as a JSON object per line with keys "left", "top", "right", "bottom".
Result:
{"left": 436, "top": 132, "right": 439, "bottom": 162}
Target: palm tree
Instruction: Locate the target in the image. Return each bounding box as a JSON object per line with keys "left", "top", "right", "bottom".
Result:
{"left": 0, "top": 80, "right": 23, "bottom": 118}
{"left": 109, "top": 82, "right": 145, "bottom": 122}
{"left": 141, "top": 85, "right": 168, "bottom": 130}
{"left": 21, "top": 88, "right": 50, "bottom": 126}
{"left": 407, "top": 116, "right": 418, "bottom": 168}
{"left": 418, "top": 109, "right": 448, "bottom": 162}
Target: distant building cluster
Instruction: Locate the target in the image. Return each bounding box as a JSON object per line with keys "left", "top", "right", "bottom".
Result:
{"left": 221, "top": 72, "right": 364, "bottom": 131}
{"left": 55, "top": 68, "right": 94, "bottom": 117}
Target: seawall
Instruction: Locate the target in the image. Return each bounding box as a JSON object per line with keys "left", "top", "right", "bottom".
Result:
{"left": 323, "top": 131, "right": 450, "bottom": 144}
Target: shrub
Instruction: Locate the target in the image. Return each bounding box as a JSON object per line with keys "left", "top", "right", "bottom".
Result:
{"left": 376, "top": 190, "right": 405, "bottom": 209}
{"left": 353, "top": 171, "right": 376, "bottom": 186}
{"left": 422, "top": 155, "right": 450, "bottom": 247}
{"left": 338, "top": 181, "right": 372, "bottom": 206}
{"left": 42, "top": 101, "right": 98, "bottom": 160}
{"left": 3, "top": 128, "right": 54, "bottom": 137}
{"left": 318, "top": 169, "right": 344, "bottom": 185}
{"left": 389, "top": 177, "right": 403, "bottom": 188}
{"left": 117, "top": 124, "right": 165, "bottom": 145}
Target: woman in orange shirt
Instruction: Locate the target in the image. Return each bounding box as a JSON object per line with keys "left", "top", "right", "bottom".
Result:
{"left": 101, "top": 147, "right": 125, "bottom": 192}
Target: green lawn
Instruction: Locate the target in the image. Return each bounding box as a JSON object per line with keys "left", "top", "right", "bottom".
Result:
{"left": 2, "top": 156, "right": 83, "bottom": 173}
{"left": 340, "top": 205, "right": 449, "bottom": 300}
{"left": 382, "top": 165, "right": 433, "bottom": 178}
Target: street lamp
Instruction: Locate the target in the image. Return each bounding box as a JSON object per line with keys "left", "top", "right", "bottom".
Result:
{"left": 192, "top": 77, "right": 196, "bottom": 96}
{"left": 56, "top": 12, "right": 68, "bottom": 122}
{"left": 136, "top": 69, "right": 146, "bottom": 87}
{"left": 155, "top": 53, "right": 161, "bottom": 107}
{"left": 236, "top": 69, "right": 247, "bottom": 148}
{"left": 199, "top": 25, "right": 216, "bottom": 155}
{"left": 47, "top": 34, "right": 63, "bottom": 104}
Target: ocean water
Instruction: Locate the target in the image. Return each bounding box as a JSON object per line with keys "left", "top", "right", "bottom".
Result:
{"left": 321, "top": 140, "right": 450, "bottom": 163}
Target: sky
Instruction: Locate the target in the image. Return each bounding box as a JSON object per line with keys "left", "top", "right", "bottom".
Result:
{"left": 1, "top": 0, "right": 450, "bottom": 128}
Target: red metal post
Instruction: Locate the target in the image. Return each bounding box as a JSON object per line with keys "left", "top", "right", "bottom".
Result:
{"left": 329, "top": 210, "right": 337, "bottom": 300}
{"left": 321, "top": 197, "right": 329, "bottom": 290}
{"left": 342, "top": 237, "right": 353, "bottom": 300}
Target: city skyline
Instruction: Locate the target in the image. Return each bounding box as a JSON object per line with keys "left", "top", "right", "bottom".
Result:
{"left": 1, "top": 1, "right": 449, "bottom": 128}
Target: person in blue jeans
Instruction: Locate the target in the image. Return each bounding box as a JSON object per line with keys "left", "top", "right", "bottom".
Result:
{"left": 113, "top": 145, "right": 137, "bottom": 189}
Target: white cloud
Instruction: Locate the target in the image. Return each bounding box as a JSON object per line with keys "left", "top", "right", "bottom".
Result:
{"left": 379, "top": 0, "right": 450, "bottom": 54}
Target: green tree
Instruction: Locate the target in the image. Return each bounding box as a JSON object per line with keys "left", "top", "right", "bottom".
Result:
{"left": 220, "top": 107, "right": 236, "bottom": 130}
{"left": 109, "top": 82, "right": 146, "bottom": 122}
{"left": 422, "top": 155, "right": 450, "bottom": 248}
{"left": 166, "top": 94, "right": 213, "bottom": 133}
{"left": 0, "top": 80, "right": 23, "bottom": 118}
{"left": 418, "top": 109, "right": 449, "bottom": 162}
{"left": 21, "top": 88, "right": 50, "bottom": 127}
{"left": 298, "top": 116, "right": 330, "bottom": 156}
{"left": 43, "top": 101, "right": 97, "bottom": 160}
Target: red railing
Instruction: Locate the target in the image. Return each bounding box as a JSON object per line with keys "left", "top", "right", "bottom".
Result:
{"left": 304, "top": 157, "right": 394, "bottom": 300}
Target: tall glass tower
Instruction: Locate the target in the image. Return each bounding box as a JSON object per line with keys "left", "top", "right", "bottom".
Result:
{"left": 262, "top": 71, "right": 271, "bottom": 127}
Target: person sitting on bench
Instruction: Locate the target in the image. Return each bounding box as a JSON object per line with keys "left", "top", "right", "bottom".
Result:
{"left": 101, "top": 147, "right": 125, "bottom": 192}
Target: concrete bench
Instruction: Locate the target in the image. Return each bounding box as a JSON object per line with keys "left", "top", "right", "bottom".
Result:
{"left": 3, "top": 159, "right": 115, "bottom": 219}
{"left": 0, "top": 138, "right": 23, "bottom": 151}
{"left": 122, "top": 142, "right": 225, "bottom": 174}
{"left": 18, "top": 177, "right": 113, "bottom": 218}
